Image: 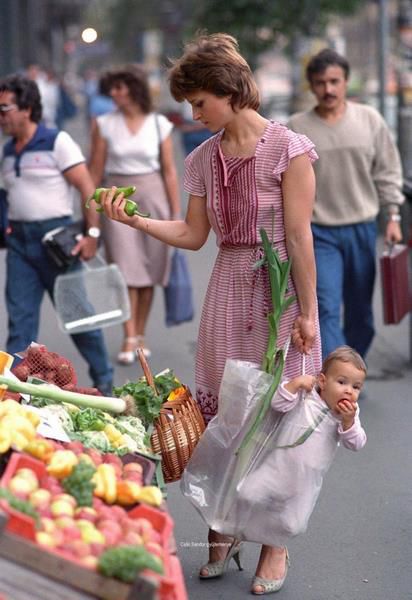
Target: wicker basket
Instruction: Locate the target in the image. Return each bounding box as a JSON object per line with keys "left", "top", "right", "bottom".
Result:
{"left": 137, "top": 349, "right": 206, "bottom": 484}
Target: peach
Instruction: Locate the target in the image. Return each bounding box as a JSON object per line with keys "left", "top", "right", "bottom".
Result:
{"left": 123, "top": 462, "right": 143, "bottom": 475}
{"left": 96, "top": 505, "right": 114, "bottom": 521}
{"left": 15, "top": 468, "right": 39, "bottom": 485}
{"left": 81, "top": 555, "right": 98, "bottom": 569}
{"left": 54, "top": 515, "right": 75, "bottom": 528}
{"left": 40, "top": 517, "right": 56, "bottom": 534}
{"left": 103, "top": 454, "right": 123, "bottom": 469}
{"left": 8, "top": 475, "right": 37, "bottom": 498}
{"left": 36, "top": 531, "right": 56, "bottom": 548}
{"left": 64, "top": 441, "right": 84, "bottom": 455}
{"left": 123, "top": 471, "right": 143, "bottom": 485}
{"left": 110, "top": 505, "right": 127, "bottom": 521}
{"left": 37, "top": 506, "right": 53, "bottom": 519}
{"left": 66, "top": 539, "right": 92, "bottom": 558}
{"left": 85, "top": 449, "right": 102, "bottom": 466}
{"left": 29, "top": 488, "right": 51, "bottom": 509}
{"left": 122, "top": 531, "right": 143, "bottom": 546}
{"left": 52, "top": 493, "right": 77, "bottom": 507}
{"left": 51, "top": 499, "right": 75, "bottom": 518}
{"left": 92, "top": 497, "right": 104, "bottom": 511}
{"left": 80, "top": 527, "right": 105, "bottom": 545}
{"left": 145, "top": 541, "right": 164, "bottom": 559}
{"left": 76, "top": 519, "right": 96, "bottom": 533}
{"left": 98, "top": 527, "right": 118, "bottom": 547}
{"left": 77, "top": 453, "right": 94, "bottom": 466}
{"left": 89, "top": 542, "right": 105, "bottom": 556}
{"left": 96, "top": 518, "right": 122, "bottom": 536}
{"left": 74, "top": 507, "right": 97, "bottom": 523}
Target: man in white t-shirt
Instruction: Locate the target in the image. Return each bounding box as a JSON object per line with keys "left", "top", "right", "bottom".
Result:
{"left": 0, "top": 74, "right": 113, "bottom": 393}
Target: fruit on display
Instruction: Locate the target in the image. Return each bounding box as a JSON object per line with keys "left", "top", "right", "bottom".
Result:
{"left": 0, "top": 454, "right": 169, "bottom": 581}
{"left": 0, "top": 399, "right": 40, "bottom": 452}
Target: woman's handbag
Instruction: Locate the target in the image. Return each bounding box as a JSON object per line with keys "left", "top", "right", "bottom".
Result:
{"left": 41, "top": 221, "right": 85, "bottom": 268}
{"left": 379, "top": 243, "right": 411, "bottom": 324}
{"left": 164, "top": 249, "right": 194, "bottom": 327}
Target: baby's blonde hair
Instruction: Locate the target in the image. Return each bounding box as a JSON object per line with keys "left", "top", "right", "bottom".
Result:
{"left": 321, "top": 345, "right": 367, "bottom": 376}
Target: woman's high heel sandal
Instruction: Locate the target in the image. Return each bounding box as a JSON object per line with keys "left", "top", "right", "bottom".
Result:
{"left": 199, "top": 539, "right": 244, "bottom": 580}
{"left": 251, "top": 548, "right": 290, "bottom": 595}
{"left": 117, "top": 336, "right": 139, "bottom": 365}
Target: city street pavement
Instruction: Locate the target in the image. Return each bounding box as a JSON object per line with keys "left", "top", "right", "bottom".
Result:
{"left": 0, "top": 112, "right": 411, "bottom": 600}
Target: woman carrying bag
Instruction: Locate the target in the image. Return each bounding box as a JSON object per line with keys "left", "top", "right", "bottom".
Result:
{"left": 89, "top": 64, "right": 181, "bottom": 362}
{"left": 97, "top": 34, "right": 321, "bottom": 595}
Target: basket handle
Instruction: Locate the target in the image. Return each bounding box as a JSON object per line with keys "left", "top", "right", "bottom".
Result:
{"left": 136, "top": 348, "right": 157, "bottom": 394}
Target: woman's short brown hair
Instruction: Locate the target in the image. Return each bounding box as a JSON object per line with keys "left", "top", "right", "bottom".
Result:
{"left": 168, "top": 32, "right": 260, "bottom": 111}
{"left": 100, "top": 64, "right": 152, "bottom": 113}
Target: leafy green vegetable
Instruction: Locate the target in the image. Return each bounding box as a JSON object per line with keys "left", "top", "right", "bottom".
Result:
{"left": 62, "top": 460, "right": 96, "bottom": 506}
{"left": 98, "top": 545, "right": 163, "bottom": 582}
{"left": 71, "top": 431, "right": 111, "bottom": 453}
{"left": 113, "top": 369, "right": 180, "bottom": 427}
{"left": 72, "top": 407, "right": 106, "bottom": 431}
{"left": 0, "top": 487, "right": 40, "bottom": 527}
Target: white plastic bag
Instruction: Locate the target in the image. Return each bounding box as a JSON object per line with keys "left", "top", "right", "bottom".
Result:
{"left": 181, "top": 360, "right": 338, "bottom": 546}
{"left": 233, "top": 390, "right": 338, "bottom": 546}
{"left": 180, "top": 359, "right": 281, "bottom": 535}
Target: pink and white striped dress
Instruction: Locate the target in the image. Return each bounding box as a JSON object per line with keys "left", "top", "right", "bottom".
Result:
{"left": 184, "top": 120, "right": 322, "bottom": 422}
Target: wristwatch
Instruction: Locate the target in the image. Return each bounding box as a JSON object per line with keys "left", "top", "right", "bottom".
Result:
{"left": 87, "top": 226, "right": 101, "bottom": 239}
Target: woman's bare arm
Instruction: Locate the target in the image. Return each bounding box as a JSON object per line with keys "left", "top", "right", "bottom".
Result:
{"left": 99, "top": 188, "right": 211, "bottom": 250}
{"left": 282, "top": 153, "right": 317, "bottom": 353}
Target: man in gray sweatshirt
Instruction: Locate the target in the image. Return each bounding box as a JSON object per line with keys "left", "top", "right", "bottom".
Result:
{"left": 288, "top": 48, "right": 404, "bottom": 360}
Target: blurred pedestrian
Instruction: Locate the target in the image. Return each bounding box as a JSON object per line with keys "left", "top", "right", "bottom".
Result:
{"left": 88, "top": 64, "right": 180, "bottom": 362}
{"left": 0, "top": 74, "right": 113, "bottom": 394}
{"left": 288, "top": 48, "right": 404, "bottom": 359}
{"left": 82, "top": 68, "right": 115, "bottom": 126}
{"left": 26, "top": 65, "right": 77, "bottom": 130}
{"left": 97, "top": 33, "right": 321, "bottom": 594}
{"left": 178, "top": 99, "right": 212, "bottom": 155}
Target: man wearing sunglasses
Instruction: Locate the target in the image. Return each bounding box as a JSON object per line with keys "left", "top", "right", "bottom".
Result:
{"left": 0, "top": 74, "right": 113, "bottom": 395}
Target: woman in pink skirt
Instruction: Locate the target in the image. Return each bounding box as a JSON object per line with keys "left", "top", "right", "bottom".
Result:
{"left": 89, "top": 64, "right": 181, "bottom": 362}
{"left": 100, "top": 33, "right": 321, "bottom": 596}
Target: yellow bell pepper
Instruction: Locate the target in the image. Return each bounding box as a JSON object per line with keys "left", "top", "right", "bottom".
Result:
{"left": 116, "top": 480, "right": 141, "bottom": 505}
{"left": 24, "top": 438, "right": 55, "bottom": 463}
{"left": 24, "top": 409, "right": 40, "bottom": 427}
{"left": 92, "top": 464, "right": 117, "bottom": 504}
{"left": 104, "top": 424, "right": 123, "bottom": 443}
{"left": 10, "top": 431, "right": 30, "bottom": 451}
{"left": 47, "top": 450, "right": 78, "bottom": 479}
{"left": 167, "top": 386, "right": 186, "bottom": 402}
{"left": 0, "top": 427, "right": 11, "bottom": 454}
{"left": 1, "top": 414, "right": 36, "bottom": 441}
{"left": 135, "top": 485, "right": 163, "bottom": 507}
{"left": 0, "top": 399, "right": 23, "bottom": 417}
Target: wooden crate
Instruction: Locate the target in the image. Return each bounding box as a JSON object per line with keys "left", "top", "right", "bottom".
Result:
{"left": 0, "top": 512, "right": 157, "bottom": 600}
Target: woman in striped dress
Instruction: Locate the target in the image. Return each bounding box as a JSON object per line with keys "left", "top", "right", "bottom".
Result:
{"left": 100, "top": 33, "right": 321, "bottom": 596}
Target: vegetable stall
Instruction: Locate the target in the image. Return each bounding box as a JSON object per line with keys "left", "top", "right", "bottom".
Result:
{"left": 0, "top": 344, "right": 199, "bottom": 600}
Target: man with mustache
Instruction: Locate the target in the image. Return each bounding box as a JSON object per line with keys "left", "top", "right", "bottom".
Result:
{"left": 288, "top": 48, "right": 404, "bottom": 361}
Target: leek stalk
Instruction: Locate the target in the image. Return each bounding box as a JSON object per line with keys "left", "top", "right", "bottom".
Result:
{"left": 0, "top": 376, "right": 126, "bottom": 414}
{"left": 236, "top": 227, "right": 295, "bottom": 454}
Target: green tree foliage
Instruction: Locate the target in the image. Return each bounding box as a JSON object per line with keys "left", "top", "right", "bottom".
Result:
{"left": 187, "top": 0, "right": 364, "bottom": 66}
{"left": 91, "top": 0, "right": 363, "bottom": 67}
